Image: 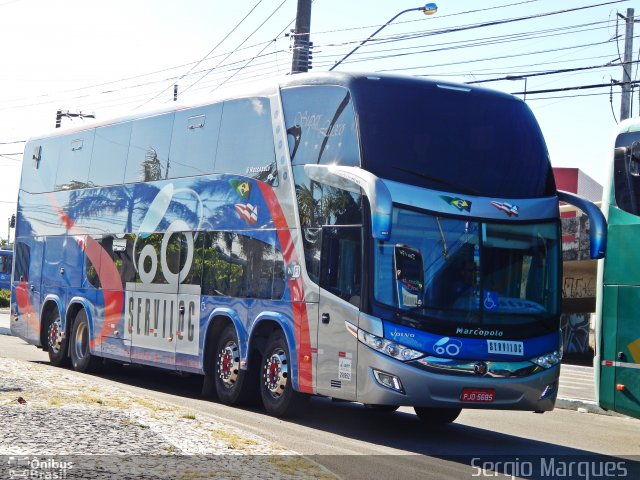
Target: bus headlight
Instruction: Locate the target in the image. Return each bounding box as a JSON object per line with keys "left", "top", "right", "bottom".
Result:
{"left": 357, "top": 329, "right": 424, "bottom": 362}
{"left": 530, "top": 350, "right": 563, "bottom": 369}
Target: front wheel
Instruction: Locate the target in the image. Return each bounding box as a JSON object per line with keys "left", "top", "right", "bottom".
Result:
{"left": 260, "top": 330, "right": 308, "bottom": 417}
{"left": 213, "top": 325, "right": 257, "bottom": 405}
{"left": 70, "top": 309, "right": 102, "bottom": 373}
{"left": 46, "top": 311, "right": 69, "bottom": 367}
{"left": 414, "top": 406, "right": 462, "bottom": 425}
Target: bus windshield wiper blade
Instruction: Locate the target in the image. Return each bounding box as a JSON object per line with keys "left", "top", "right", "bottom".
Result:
{"left": 396, "top": 167, "right": 481, "bottom": 196}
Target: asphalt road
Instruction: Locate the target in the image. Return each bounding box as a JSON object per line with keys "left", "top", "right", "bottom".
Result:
{"left": 1, "top": 333, "right": 639, "bottom": 480}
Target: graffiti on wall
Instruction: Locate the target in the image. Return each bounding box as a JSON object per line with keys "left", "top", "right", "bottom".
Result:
{"left": 562, "top": 275, "right": 595, "bottom": 299}
{"left": 560, "top": 313, "right": 591, "bottom": 354}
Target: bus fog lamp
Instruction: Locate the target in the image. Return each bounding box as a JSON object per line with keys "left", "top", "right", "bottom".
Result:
{"left": 372, "top": 369, "right": 404, "bottom": 393}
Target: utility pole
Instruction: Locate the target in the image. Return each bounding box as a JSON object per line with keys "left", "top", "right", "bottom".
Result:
{"left": 55, "top": 110, "right": 96, "bottom": 128}
{"left": 291, "top": 0, "right": 312, "bottom": 73}
{"left": 619, "top": 8, "right": 635, "bottom": 121}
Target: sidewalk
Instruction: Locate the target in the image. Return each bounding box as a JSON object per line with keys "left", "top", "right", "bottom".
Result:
{"left": 0, "top": 355, "right": 333, "bottom": 479}
{"left": 0, "top": 311, "right": 620, "bottom": 418}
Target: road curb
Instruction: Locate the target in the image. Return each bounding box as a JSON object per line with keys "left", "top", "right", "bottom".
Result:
{"left": 556, "top": 397, "right": 631, "bottom": 418}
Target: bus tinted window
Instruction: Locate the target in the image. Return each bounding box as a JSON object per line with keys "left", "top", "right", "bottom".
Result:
{"left": 281, "top": 86, "right": 360, "bottom": 167}
{"left": 21, "top": 139, "right": 60, "bottom": 193}
{"left": 55, "top": 131, "right": 95, "bottom": 190}
{"left": 215, "top": 98, "right": 276, "bottom": 177}
{"left": 613, "top": 133, "right": 640, "bottom": 215}
{"left": 124, "top": 114, "right": 175, "bottom": 183}
{"left": 352, "top": 79, "right": 554, "bottom": 199}
{"left": 14, "top": 242, "right": 30, "bottom": 282}
{"left": 89, "top": 123, "right": 131, "bottom": 187}
{"left": 169, "top": 104, "right": 222, "bottom": 179}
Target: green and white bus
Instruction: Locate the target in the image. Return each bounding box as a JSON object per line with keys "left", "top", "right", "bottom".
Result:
{"left": 596, "top": 116, "right": 640, "bottom": 419}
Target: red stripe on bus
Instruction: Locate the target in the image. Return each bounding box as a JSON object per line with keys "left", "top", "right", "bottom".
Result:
{"left": 54, "top": 208, "right": 124, "bottom": 348}
{"left": 15, "top": 281, "right": 40, "bottom": 332}
{"left": 258, "top": 182, "right": 314, "bottom": 394}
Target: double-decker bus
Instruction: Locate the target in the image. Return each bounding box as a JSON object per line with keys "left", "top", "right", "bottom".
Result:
{"left": 11, "top": 72, "right": 606, "bottom": 423}
{"left": 596, "top": 117, "right": 640, "bottom": 419}
{"left": 0, "top": 249, "right": 12, "bottom": 290}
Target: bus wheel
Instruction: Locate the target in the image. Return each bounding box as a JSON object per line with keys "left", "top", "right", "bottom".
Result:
{"left": 414, "top": 406, "right": 461, "bottom": 425}
{"left": 46, "top": 311, "right": 69, "bottom": 367}
{"left": 70, "top": 309, "right": 102, "bottom": 373}
{"left": 364, "top": 404, "right": 399, "bottom": 413}
{"left": 260, "top": 330, "right": 308, "bottom": 417}
{"left": 214, "top": 325, "right": 256, "bottom": 405}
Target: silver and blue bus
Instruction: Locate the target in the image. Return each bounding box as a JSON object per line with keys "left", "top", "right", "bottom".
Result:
{"left": 11, "top": 72, "right": 606, "bottom": 423}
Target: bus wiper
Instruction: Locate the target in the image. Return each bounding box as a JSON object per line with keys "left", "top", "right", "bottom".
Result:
{"left": 396, "top": 167, "right": 481, "bottom": 196}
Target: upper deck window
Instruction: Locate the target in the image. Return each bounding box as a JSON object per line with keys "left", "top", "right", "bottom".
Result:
{"left": 281, "top": 86, "right": 360, "bottom": 167}
{"left": 352, "top": 78, "right": 555, "bottom": 199}
{"left": 215, "top": 97, "right": 276, "bottom": 180}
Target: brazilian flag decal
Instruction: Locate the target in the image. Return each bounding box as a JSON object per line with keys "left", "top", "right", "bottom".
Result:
{"left": 229, "top": 179, "right": 252, "bottom": 199}
{"left": 440, "top": 196, "right": 471, "bottom": 212}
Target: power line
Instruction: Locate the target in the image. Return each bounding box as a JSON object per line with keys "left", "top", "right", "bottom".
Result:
{"left": 137, "top": 0, "right": 268, "bottom": 109}
{"left": 180, "top": 0, "right": 288, "bottom": 97}
{"left": 466, "top": 59, "right": 630, "bottom": 84}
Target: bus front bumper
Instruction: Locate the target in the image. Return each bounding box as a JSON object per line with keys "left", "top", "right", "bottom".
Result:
{"left": 355, "top": 343, "right": 560, "bottom": 411}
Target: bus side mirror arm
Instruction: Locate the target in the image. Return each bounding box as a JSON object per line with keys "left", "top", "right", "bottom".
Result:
{"left": 557, "top": 190, "right": 607, "bottom": 259}
{"left": 304, "top": 165, "right": 392, "bottom": 240}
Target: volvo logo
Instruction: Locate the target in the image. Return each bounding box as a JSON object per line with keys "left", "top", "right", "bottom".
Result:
{"left": 474, "top": 361, "right": 488, "bottom": 376}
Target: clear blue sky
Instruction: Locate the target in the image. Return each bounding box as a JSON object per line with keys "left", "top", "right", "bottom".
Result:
{"left": 0, "top": 0, "right": 635, "bottom": 240}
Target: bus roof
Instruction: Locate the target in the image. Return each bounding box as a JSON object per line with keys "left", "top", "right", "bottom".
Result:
{"left": 25, "top": 72, "right": 519, "bottom": 143}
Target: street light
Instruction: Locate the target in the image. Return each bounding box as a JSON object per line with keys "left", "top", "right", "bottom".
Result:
{"left": 506, "top": 75, "right": 528, "bottom": 102}
{"left": 329, "top": 3, "right": 438, "bottom": 71}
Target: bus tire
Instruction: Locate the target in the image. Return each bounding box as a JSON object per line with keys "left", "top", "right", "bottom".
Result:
{"left": 414, "top": 406, "right": 461, "bottom": 425}
{"left": 70, "top": 309, "right": 102, "bottom": 373}
{"left": 213, "top": 325, "right": 257, "bottom": 405}
{"left": 260, "top": 330, "right": 308, "bottom": 417}
{"left": 46, "top": 310, "right": 69, "bottom": 367}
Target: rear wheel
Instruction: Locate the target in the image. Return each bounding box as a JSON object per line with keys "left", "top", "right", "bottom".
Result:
{"left": 46, "top": 311, "right": 69, "bottom": 367}
{"left": 213, "top": 325, "right": 257, "bottom": 405}
{"left": 414, "top": 406, "right": 461, "bottom": 425}
{"left": 260, "top": 330, "right": 308, "bottom": 417}
{"left": 70, "top": 309, "right": 102, "bottom": 373}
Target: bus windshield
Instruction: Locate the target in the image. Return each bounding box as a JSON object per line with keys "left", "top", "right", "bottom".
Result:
{"left": 373, "top": 207, "right": 560, "bottom": 331}
{"left": 353, "top": 78, "right": 555, "bottom": 199}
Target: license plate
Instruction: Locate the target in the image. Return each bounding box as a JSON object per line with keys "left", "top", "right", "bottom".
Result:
{"left": 460, "top": 388, "right": 495, "bottom": 402}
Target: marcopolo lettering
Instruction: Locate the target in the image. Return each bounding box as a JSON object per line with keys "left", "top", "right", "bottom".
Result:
{"left": 456, "top": 327, "right": 504, "bottom": 337}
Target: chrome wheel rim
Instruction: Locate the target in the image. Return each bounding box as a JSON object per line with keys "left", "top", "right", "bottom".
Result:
{"left": 217, "top": 341, "right": 240, "bottom": 388}
{"left": 264, "top": 348, "right": 288, "bottom": 399}
{"left": 48, "top": 318, "right": 63, "bottom": 354}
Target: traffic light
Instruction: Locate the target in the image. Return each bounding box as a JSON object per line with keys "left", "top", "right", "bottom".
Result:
{"left": 9, "top": 214, "right": 15, "bottom": 228}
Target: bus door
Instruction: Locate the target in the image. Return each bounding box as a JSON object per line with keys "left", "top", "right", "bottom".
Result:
{"left": 612, "top": 286, "right": 640, "bottom": 416}
{"left": 316, "top": 226, "right": 361, "bottom": 400}
{"left": 12, "top": 239, "right": 44, "bottom": 345}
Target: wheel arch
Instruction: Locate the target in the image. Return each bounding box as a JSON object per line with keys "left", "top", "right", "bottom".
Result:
{"left": 202, "top": 308, "right": 248, "bottom": 374}
{"left": 67, "top": 297, "right": 95, "bottom": 352}
{"left": 251, "top": 311, "right": 299, "bottom": 391}
{"left": 39, "top": 295, "right": 65, "bottom": 351}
